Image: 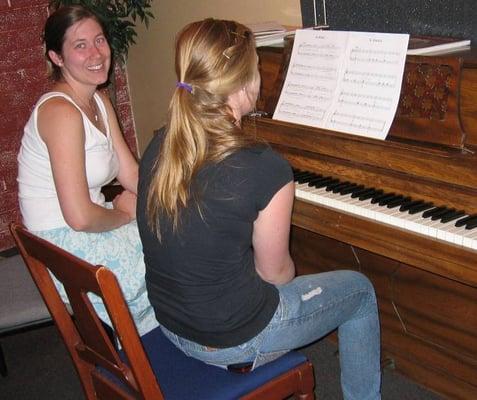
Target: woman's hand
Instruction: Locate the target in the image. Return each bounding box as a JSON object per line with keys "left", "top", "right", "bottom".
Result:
{"left": 113, "top": 190, "right": 137, "bottom": 221}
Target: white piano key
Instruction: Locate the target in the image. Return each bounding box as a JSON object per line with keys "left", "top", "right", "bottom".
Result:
{"left": 443, "top": 221, "right": 470, "bottom": 246}
{"left": 294, "top": 181, "right": 476, "bottom": 250}
{"left": 463, "top": 229, "right": 477, "bottom": 250}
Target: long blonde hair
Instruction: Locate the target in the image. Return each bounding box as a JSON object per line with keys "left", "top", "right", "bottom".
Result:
{"left": 147, "top": 18, "right": 259, "bottom": 237}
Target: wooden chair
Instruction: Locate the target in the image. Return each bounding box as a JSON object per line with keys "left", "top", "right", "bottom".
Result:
{"left": 10, "top": 222, "right": 315, "bottom": 399}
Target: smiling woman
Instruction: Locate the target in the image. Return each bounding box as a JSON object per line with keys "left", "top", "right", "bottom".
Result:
{"left": 46, "top": 17, "right": 111, "bottom": 127}
{"left": 16, "top": 5, "right": 158, "bottom": 337}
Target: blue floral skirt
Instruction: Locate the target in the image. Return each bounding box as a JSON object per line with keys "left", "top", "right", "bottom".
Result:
{"left": 34, "top": 219, "right": 158, "bottom": 336}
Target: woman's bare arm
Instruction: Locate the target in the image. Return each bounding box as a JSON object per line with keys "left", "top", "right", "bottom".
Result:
{"left": 252, "top": 181, "right": 296, "bottom": 285}
{"left": 99, "top": 91, "right": 139, "bottom": 194}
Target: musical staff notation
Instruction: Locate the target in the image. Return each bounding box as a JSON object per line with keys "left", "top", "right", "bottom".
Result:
{"left": 273, "top": 29, "right": 409, "bottom": 140}
{"left": 337, "top": 91, "right": 392, "bottom": 111}
{"left": 342, "top": 70, "right": 397, "bottom": 88}
{"left": 330, "top": 111, "right": 386, "bottom": 132}
{"left": 349, "top": 47, "right": 402, "bottom": 64}
{"left": 296, "top": 43, "right": 341, "bottom": 59}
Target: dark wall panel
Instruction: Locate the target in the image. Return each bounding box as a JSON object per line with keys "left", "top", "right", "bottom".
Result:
{"left": 300, "top": 0, "right": 476, "bottom": 43}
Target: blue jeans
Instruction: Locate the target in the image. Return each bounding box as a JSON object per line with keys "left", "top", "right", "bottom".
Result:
{"left": 161, "top": 270, "right": 381, "bottom": 400}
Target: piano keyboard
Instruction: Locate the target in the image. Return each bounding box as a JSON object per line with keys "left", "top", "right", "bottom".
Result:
{"left": 293, "top": 169, "right": 477, "bottom": 250}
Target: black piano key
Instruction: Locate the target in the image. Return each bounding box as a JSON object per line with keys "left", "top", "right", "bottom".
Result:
{"left": 294, "top": 171, "right": 309, "bottom": 181}
{"left": 294, "top": 168, "right": 310, "bottom": 175}
{"left": 465, "top": 218, "right": 477, "bottom": 230}
{"left": 296, "top": 172, "right": 317, "bottom": 183}
{"left": 351, "top": 187, "right": 374, "bottom": 198}
{"left": 294, "top": 169, "right": 313, "bottom": 177}
{"left": 462, "top": 215, "right": 477, "bottom": 229}
{"left": 341, "top": 184, "right": 364, "bottom": 195}
{"left": 293, "top": 169, "right": 308, "bottom": 179}
{"left": 331, "top": 182, "right": 352, "bottom": 193}
{"left": 440, "top": 210, "right": 466, "bottom": 224}
{"left": 387, "top": 196, "right": 410, "bottom": 209}
{"left": 359, "top": 189, "right": 383, "bottom": 201}
{"left": 298, "top": 173, "right": 319, "bottom": 184}
{"left": 378, "top": 194, "right": 399, "bottom": 206}
{"left": 430, "top": 208, "right": 455, "bottom": 221}
{"left": 455, "top": 214, "right": 477, "bottom": 227}
{"left": 422, "top": 206, "right": 447, "bottom": 219}
{"left": 325, "top": 180, "right": 343, "bottom": 192}
{"left": 408, "top": 202, "right": 434, "bottom": 215}
{"left": 400, "top": 200, "right": 422, "bottom": 212}
{"left": 370, "top": 192, "right": 393, "bottom": 204}
{"left": 307, "top": 175, "right": 326, "bottom": 185}
{"left": 311, "top": 177, "right": 336, "bottom": 188}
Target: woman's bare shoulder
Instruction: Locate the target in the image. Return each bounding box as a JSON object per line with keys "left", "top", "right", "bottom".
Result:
{"left": 37, "top": 95, "right": 83, "bottom": 142}
{"left": 38, "top": 95, "right": 80, "bottom": 119}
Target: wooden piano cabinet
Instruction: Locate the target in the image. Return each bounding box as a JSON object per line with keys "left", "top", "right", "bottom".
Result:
{"left": 461, "top": 67, "right": 477, "bottom": 146}
{"left": 254, "top": 42, "right": 477, "bottom": 399}
{"left": 291, "top": 226, "right": 477, "bottom": 399}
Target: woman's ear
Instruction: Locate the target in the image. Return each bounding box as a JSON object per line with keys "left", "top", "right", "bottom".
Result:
{"left": 48, "top": 50, "right": 63, "bottom": 67}
{"left": 227, "top": 90, "right": 242, "bottom": 121}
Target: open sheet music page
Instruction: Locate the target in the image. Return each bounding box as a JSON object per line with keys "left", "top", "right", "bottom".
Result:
{"left": 273, "top": 30, "right": 409, "bottom": 140}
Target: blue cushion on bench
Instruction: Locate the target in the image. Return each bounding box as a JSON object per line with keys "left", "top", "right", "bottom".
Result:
{"left": 124, "top": 326, "right": 309, "bottom": 400}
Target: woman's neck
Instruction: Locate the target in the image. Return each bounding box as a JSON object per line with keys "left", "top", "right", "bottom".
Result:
{"left": 60, "top": 78, "right": 96, "bottom": 102}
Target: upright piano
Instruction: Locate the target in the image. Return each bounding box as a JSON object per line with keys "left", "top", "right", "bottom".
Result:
{"left": 244, "top": 38, "right": 477, "bottom": 399}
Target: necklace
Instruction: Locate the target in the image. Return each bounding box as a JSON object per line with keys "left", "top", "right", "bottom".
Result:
{"left": 65, "top": 82, "right": 100, "bottom": 123}
{"left": 75, "top": 94, "right": 99, "bottom": 123}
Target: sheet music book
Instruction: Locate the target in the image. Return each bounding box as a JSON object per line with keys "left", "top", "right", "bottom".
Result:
{"left": 248, "top": 21, "right": 286, "bottom": 36}
{"left": 247, "top": 21, "right": 294, "bottom": 47}
{"left": 273, "top": 29, "right": 410, "bottom": 140}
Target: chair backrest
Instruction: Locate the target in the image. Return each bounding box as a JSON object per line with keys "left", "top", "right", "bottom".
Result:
{"left": 9, "top": 223, "right": 163, "bottom": 400}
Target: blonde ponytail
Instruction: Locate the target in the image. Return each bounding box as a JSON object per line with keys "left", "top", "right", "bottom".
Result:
{"left": 147, "top": 19, "right": 259, "bottom": 238}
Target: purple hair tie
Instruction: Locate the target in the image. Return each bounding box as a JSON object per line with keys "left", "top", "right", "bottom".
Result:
{"left": 176, "top": 81, "right": 193, "bottom": 93}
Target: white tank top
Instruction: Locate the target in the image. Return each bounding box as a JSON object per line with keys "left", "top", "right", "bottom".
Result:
{"left": 17, "top": 92, "right": 120, "bottom": 231}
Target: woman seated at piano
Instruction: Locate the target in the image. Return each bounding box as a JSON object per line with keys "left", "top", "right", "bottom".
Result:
{"left": 17, "top": 5, "right": 158, "bottom": 336}
{"left": 137, "top": 17, "right": 382, "bottom": 399}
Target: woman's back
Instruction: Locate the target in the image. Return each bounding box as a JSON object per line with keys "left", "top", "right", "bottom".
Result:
{"left": 137, "top": 129, "right": 293, "bottom": 347}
